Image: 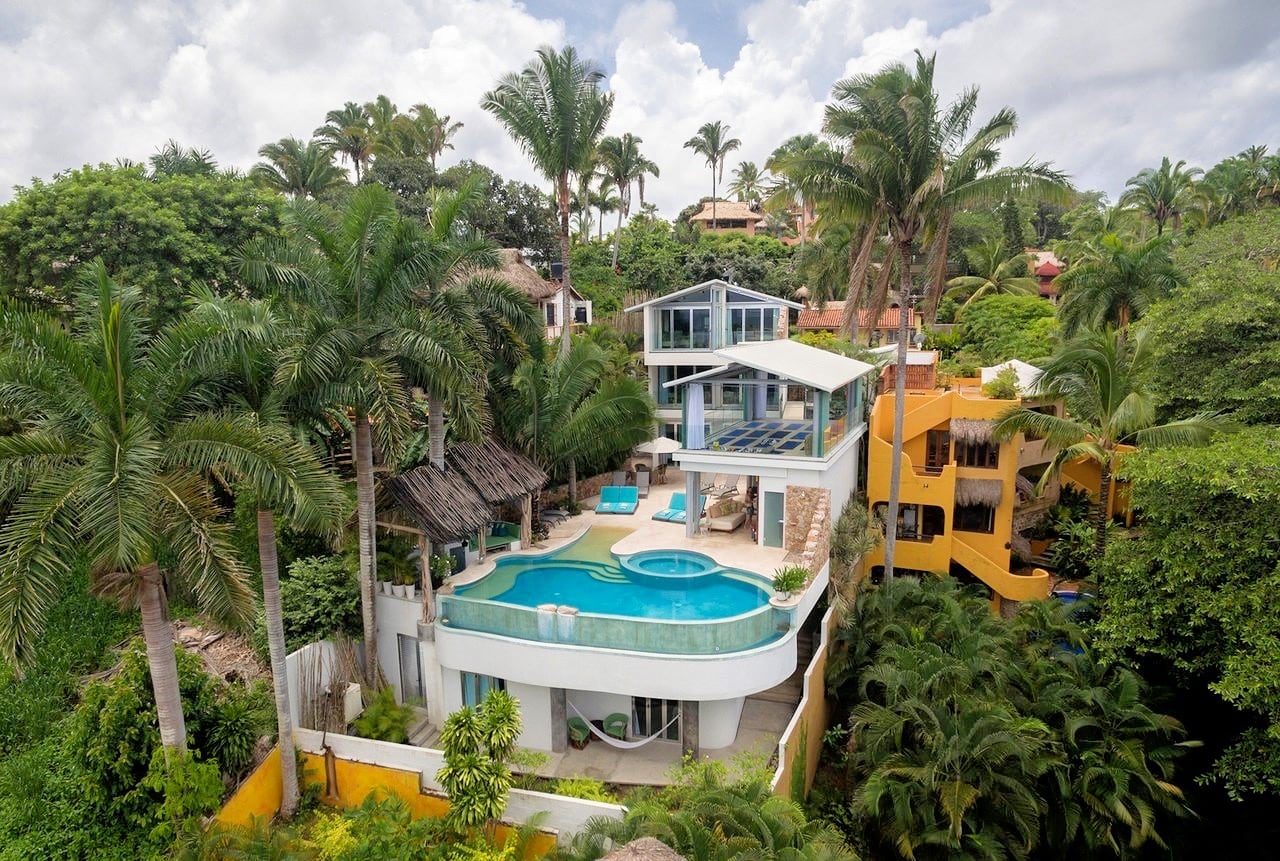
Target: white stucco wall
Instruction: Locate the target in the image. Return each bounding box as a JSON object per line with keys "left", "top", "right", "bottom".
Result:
{"left": 700, "top": 697, "right": 746, "bottom": 749}
{"left": 566, "top": 689, "right": 633, "bottom": 725}
{"left": 507, "top": 681, "right": 553, "bottom": 750}
{"left": 375, "top": 592, "right": 424, "bottom": 703}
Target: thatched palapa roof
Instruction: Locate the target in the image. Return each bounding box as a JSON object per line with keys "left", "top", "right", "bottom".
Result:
{"left": 382, "top": 438, "right": 546, "bottom": 543}
{"left": 955, "top": 477, "right": 1004, "bottom": 508}
{"left": 498, "top": 249, "right": 582, "bottom": 301}
{"left": 384, "top": 465, "right": 491, "bottom": 544}
{"left": 447, "top": 437, "right": 547, "bottom": 504}
{"left": 949, "top": 418, "right": 997, "bottom": 445}
{"left": 601, "top": 838, "right": 686, "bottom": 860}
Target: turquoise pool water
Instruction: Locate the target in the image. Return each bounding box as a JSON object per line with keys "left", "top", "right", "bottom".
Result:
{"left": 454, "top": 527, "right": 770, "bottom": 621}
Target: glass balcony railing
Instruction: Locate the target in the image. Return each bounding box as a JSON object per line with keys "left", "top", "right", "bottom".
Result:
{"left": 436, "top": 595, "right": 788, "bottom": 655}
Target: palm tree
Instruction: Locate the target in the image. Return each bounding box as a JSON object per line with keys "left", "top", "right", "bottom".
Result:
{"left": 815, "top": 52, "right": 1068, "bottom": 581}
{"left": 728, "top": 160, "right": 766, "bottom": 204}
{"left": 501, "top": 340, "right": 654, "bottom": 504}
{"left": 591, "top": 183, "right": 620, "bottom": 242}
{"left": 1119, "top": 157, "right": 1203, "bottom": 236}
{"left": 766, "top": 134, "right": 831, "bottom": 246}
{"left": 596, "top": 133, "right": 660, "bottom": 267}
{"left": 408, "top": 103, "right": 463, "bottom": 168}
{"left": 363, "top": 94, "right": 402, "bottom": 156}
{"left": 1055, "top": 233, "right": 1183, "bottom": 337}
{"left": 187, "top": 294, "right": 346, "bottom": 818}
{"left": 251, "top": 137, "right": 346, "bottom": 199}
{"left": 0, "top": 263, "right": 320, "bottom": 758}
{"left": 238, "top": 185, "right": 480, "bottom": 678}
{"left": 683, "top": 121, "right": 742, "bottom": 228}
{"left": 314, "top": 102, "right": 373, "bottom": 182}
{"left": 993, "top": 327, "right": 1222, "bottom": 557}
{"left": 149, "top": 139, "right": 218, "bottom": 177}
{"left": 946, "top": 237, "right": 1038, "bottom": 313}
{"left": 482, "top": 45, "right": 614, "bottom": 361}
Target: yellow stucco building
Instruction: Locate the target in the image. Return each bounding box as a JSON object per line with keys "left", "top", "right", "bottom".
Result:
{"left": 863, "top": 355, "right": 1129, "bottom": 612}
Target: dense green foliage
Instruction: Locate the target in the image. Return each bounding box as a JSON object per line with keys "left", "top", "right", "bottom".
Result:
{"left": 566, "top": 759, "right": 858, "bottom": 860}
{"left": 273, "top": 555, "right": 363, "bottom": 654}
{"left": 0, "top": 164, "right": 282, "bottom": 323}
{"left": 1143, "top": 209, "right": 1280, "bottom": 424}
{"left": 1098, "top": 427, "right": 1280, "bottom": 799}
{"left": 570, "top": 219, "right": 799, "bottom": 312}
{"left": 436, "top": 689, "right": 523, "bottom": 832}
{"left": 353, "top": 686, "right": 415, "bottom": 743}
{"left": 822, "top": 577, "right": 1188, "bottom": 859}
{"left": 953, "top": 294, "right": 1057, "bottom": 363}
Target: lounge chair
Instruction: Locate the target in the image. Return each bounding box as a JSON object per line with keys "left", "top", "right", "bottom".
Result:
{"left": 635, "top": 469, "right": 650, "bottom": 499}
{"left": 568, "top": 717, "right": 590, "bottom": 749}
{"left": 604, "top": 712, "right": 628, "bottom": 740}
{"left": 612, "top": 469, "right": 627, "bottom": 486}
{"left": 669, "top": 494, "right": 707, "bottom": 524}
{"left": 711, "top": 474, "right": 742, "bottom": 498}
{"left": 595, "top": 485, "right": 639, "bottom": 515}
{"left": 652, "top": 492, "right": 686, "bottom": 522}
{"left": 701, "top": 474, "right": 720, "bottom": 492}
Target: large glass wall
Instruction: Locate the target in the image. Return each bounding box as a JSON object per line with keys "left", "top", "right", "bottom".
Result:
{"left": 656, "top": 307, "right": 712, "bottom": 349}
{"left": 727, "top": 307, "right": 778, "bottom": 344}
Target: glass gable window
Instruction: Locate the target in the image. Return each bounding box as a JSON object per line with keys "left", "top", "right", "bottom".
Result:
{"left": 656, "top": 307, "right": 712, "bottom": 350}
{"left": 728, "top": 307, "right": 779, "bottom": 344}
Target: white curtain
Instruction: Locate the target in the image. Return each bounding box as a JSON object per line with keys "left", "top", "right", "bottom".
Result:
{"left": 687, "top": 383, "right": 706, "bottom": 449}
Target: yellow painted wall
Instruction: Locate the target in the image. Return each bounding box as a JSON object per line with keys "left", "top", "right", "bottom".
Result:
{"left": 216, "top": 749, "right": 555, "bottom": 858}
{"left": 773, "top": 611, "right": 836, "bottom": 800}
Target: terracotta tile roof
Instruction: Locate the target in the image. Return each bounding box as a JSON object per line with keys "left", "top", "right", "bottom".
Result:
{"left": 688, "top": 200, "right": 764, "bottom": 223}
{"left": 795, "top": 300, "right": 918, "bottom": 331}
{"left": 1034, "top": 261, "right": 1061, "bottom": 277}
{"left": 1026, "top": 248, "right": 1065, "bottom": 270}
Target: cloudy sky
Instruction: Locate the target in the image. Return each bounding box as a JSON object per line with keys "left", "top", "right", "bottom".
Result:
{"left": 3, "top": 0, "right": 1279, "bottom": 217}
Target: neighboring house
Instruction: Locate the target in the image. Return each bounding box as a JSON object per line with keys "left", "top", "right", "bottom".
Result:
{"left": 862, "top": 354, "right": 1128, "bottom": 612}
{"left": 667, "top": 338, "right": 877, "bottom": 536}
{"left": 499, "top": 248, "right": 592, "bottom": 340}
{"left": 1026, "top": 248, "right": 1065, "bottom": 303}
{"left": 687, "top": 199, "right": 765, "bottom": 235}
{"left": 626, "top": 279, "right": 803, "bottom": 443}
{"left": 794, "top": 299, "right": 919, "bottom": 345}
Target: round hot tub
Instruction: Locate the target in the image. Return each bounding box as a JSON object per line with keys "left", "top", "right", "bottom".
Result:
{"left": 619, "top": 549, "right": 719, "bottom": 578}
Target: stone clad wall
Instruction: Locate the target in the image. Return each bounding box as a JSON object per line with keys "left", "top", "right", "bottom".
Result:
{"left": 784, "top": 485, "right": 832, "bottom": 578}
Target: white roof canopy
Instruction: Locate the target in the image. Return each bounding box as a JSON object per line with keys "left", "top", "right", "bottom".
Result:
{"left": 624, "top": 279, "right": 803, "bottom": 312}
{"left": 665, "top": 339, "right": 875, "bottom": 393}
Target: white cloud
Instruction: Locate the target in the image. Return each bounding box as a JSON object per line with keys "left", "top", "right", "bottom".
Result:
{"left": 1, "top": 0, "right": 1278, "bottom": 221}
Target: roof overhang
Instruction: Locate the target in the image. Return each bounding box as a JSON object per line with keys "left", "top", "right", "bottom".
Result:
{"left": 624, "top": 279, "right": 803, "bottom": 313}
{"left": 664, "top": 339, "right": 875, "bottom": 393}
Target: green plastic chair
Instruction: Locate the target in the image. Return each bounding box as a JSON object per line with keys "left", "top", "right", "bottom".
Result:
{"left": 604, "top": 712, "right": 628, "bottom": 740}
{"left": 568, "top": 716, "right": 590, "bottom": 748}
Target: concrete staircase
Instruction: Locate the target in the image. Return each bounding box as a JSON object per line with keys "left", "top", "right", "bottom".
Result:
{"left": 408, "top": 707, "right": 440, "bottom": 748}
{"left": 753, "top": 630, "right": 814, "bottom": 706}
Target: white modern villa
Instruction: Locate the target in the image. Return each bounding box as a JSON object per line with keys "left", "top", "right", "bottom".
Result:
{"left": 625, "top": 280, "right": 804, "bottom": 443}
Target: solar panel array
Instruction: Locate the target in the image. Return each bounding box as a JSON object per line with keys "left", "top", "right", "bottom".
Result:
{"left": 705, "top": 420, "right": 812, "bottom": 454}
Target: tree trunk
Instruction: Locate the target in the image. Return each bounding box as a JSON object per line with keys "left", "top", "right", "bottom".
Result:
{"left": 557, "top": 174, "right": 574, "bottom": 361}
{"left": 417, "top": 532, "right": 435, "bottom": 624}
{"left": 881, "top": 241, "right": 914, "bottom": 584}
{"left": 138, "top": 561, "right": 186, "bottom": 756}
{"left": 257, "top": 508, "right": 299, "bottom": 819}
{"left": 711, "top": 168, "right": 718, "bottom": 229}
{"left": 353, "top": 413, "right": 379, "bottom": 680}
{"left": 568, "top": 460, "right": 578, "bottom": 505}
{"left": 612, "top": 196, "right": 624, "bottom": 269}
{"left": 428, "top": 394, "right": 445, "bottom": 470}
{"left": 1093, "top": 461, "right": 1112, "bottom": 559}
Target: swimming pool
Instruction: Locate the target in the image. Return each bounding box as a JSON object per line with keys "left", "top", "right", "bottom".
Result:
{"left": 453, "top": 527, "right": 770, "bottom": 621}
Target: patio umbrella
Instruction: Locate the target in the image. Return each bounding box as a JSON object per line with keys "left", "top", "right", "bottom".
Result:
{"left": 636, "top": 435, "right": 680, "bottom": 470}
{"left": 602, "top": 838, "right": 686, "bottom": 860}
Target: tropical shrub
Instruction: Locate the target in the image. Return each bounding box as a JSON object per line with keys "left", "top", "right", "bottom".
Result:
{"left": 954, "top": 294, "right": 1057, "bottom": 364}
{"left": 279, "top": 555, "right": 363, "bottom": 652}
{"left": 981, "top": 366, "right": 1020, "bottom": 400}
{"left": 772, "top": 565, "right": 809, "bottom": 594}
{"left": 436, "top": 689, "right": 523, "bottom": 832}
{"left": 550, "top": 777, "right": 617, "bottom": 803}
{"left": 352, "top": 687, "right": 414, "bottom": 744}
{"left": 824, "top": 576, "right": 1189, "bottom": 859}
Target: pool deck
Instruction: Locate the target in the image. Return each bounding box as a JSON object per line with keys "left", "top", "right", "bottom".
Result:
{"left": 451, "top": 470, "right": 791, "bottom": 589}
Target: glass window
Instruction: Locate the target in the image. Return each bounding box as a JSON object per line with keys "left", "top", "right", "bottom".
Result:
{"left": 745, "top": 308, "right": 763, "bottom": 341}
{"left": 762, "top": 308, "right": 778, "bottom": 340}
{"left": 691, "top": 308, "right": 711, "bottom": 348}
{"left": 954, "top": 503, "right": 996, "bottom": 533}
{"left": 461, "top": 672, "right": 505, "bottom": 708}
{"left": 954, "top": 441, "right": 999, "bottom": 469}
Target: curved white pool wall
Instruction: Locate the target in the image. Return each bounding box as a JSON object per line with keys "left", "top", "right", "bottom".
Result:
{"left": 433, "top": 566, "right": 828, "bottom": 750}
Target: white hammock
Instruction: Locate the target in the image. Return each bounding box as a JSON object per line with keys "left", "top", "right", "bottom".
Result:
{"left": 568, "top": 701, "right": 680, "bottom": 749}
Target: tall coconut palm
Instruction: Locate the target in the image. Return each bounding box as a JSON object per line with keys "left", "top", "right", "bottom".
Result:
{"left": 728, "top": 160, "right": 766, "bottom": 204}
{"left": 0, "top": 263, "right": 320, "bottom": 758}
{"left": 993, "top": 327, "right": 1223, "bottom": 558}
{"left": 149, "top": 139, "right": 218, "bottom": 177}
{"left": 482, "top": 45, "right": 614, "bottom": 361}
{"left": 500, "top": 340, "right": 654, "bottom": 504}
{"left": 816, "top": 52, "right": 1068, "bottom": 581}
{"left": 1055, "top": 233, "right": 1183, "bottom": 337}
{"left": 314, "top": 102, "right": 373, "bottom": 182}
{"left": 187, "top": 293, "right": 347, "bottom": 818}
{"left": 683, "top": 121, "right": 741, "bottom": 228}
{"left": 596, "top": 133, "right": 660, "bottom": 267}
{"left": 409, "top": 103, "right": 464, "bottom": 168}
{"left": 1119, "top": 157, "right": 1203, "bottom": 236}
{"left": 251, "top": 137, "right": 346, "bottom": 199}
{"left": 946, "top": 237, "right": 1038, "bottom": 313}
{"left": 238, "top": 185, "right": 481, "bottom": 678}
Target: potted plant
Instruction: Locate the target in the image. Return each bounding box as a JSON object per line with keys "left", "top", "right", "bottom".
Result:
{"left": 378, "top": 567, "right": 394, "bottom": 596}
{"left": 772, "top": 565, "right": 809, "bottom": 599}
{"left": 401, "top": 569, "right": 417, "bottom": 600}
{"left": 429, "top": 554, "right": 454, "bottom": 587}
